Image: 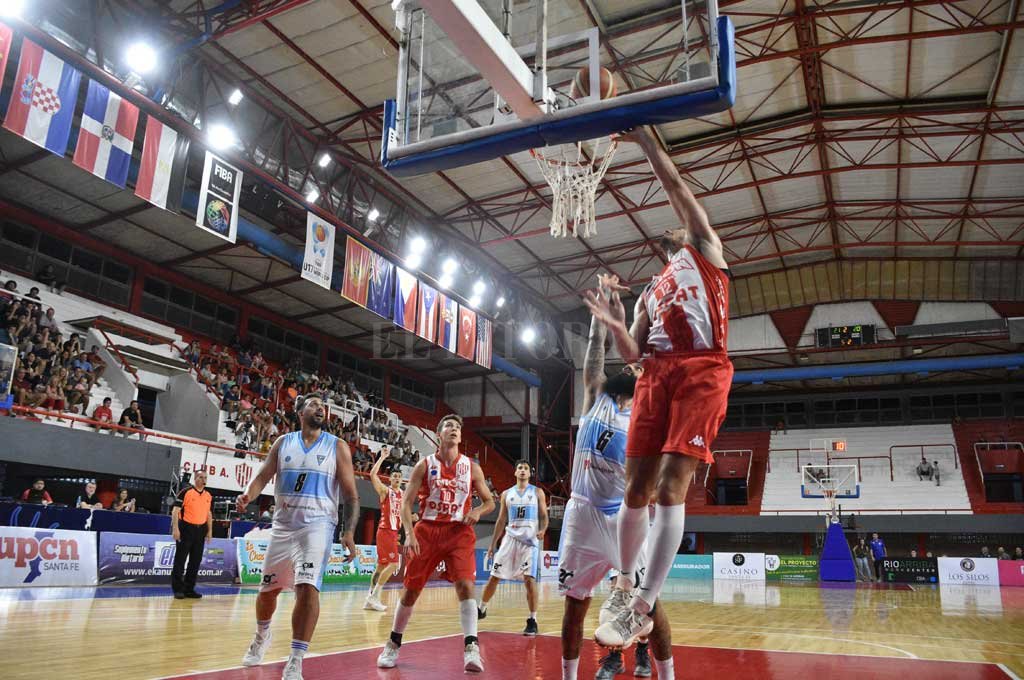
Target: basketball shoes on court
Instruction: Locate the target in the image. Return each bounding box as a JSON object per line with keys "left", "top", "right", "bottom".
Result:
{"left": 634, "top": 641, "right": 652, "bottom": 677}
{"left": 377, "top": 640, "right": 400, "bottom": 668}
{"left": 242, "top": 631, "right": 272, "bottom": 666}
{"left": 595, "top": 650, "right": 624, "bottom": 679}
{"left": 594, "top": 606, "right": 653, "bottom": 649}
{"left": 599, "top": 588, "right": 631, "bottom": 625}
{"left": 464, "top": 641, "right": 484, "bottom": 672}
{"left": 282, "top": 656, "right": 302, "bottom": 680}
{"left": 523, "top": 617, "right": 538, "bottom": 636}
{"left": 363, "top": 594, "right": 386, "bottom": 611}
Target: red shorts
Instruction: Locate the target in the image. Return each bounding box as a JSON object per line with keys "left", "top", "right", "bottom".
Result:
{"left": 626, "top": 352, "right": 733, "bottom": 463}
{"left": 403, "top": 520, "right": 476, "bottom": 591}
{"left": 376, "top": 528, "right": 400, "bottom": 567}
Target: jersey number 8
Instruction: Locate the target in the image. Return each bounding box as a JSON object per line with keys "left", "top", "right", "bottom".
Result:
{"left": 294, "top": 472, "right": 308, "bottom": 493}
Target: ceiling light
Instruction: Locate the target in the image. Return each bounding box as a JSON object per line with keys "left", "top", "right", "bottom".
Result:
{"left": 496, "top": 296, "right": 506, "bottom": 308}
{"left": 439, "top": 274, "right": 454, "bottom": 289}
{"left": 207, "top": 123, "right": 237, "bottom": 150}
{"left": 367, "top": 208, "right": 380, "bottom": 222}
{"left": 473, "top": 280, "right": 486, "bottom": 295}
{"left": 305, "top": 188, "right": 320, "bottom": 203}
{"left": 521, "top": 326, "right": 536, "bottom": 345}
{"left": 0, "top": 0, "right": 26, "bottom": 18}
{"left": 442, "top": 257, "right": 458, "bottom": 275}
{"left": 405, "top": 253, "right": 423, "bottom": 270}
{"left": 228, "top": 88, "right": 244, "bottom": 106}
{"left": 126, "top": 42, "right": 157, "bottom": 74}
{"left": 318, "top": 153, "right": 331, "bottom": 168}
{"left": 409, "top": 236, "right": 427, "bottom": 255}
{"left": 469, "top": 295, "right": 482, "bottom": 308}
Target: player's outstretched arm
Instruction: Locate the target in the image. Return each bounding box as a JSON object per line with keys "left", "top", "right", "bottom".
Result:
{"left": 487, "top": 491, "right": 508, "bottom": 558}
{"left": 335, "top": 438, "right": 360, "bottom": 562}
{"left": 235, "top": 435, "right": 282, "bottom": 513}
{"left": 369, "top": 447, "right": 389, "bottom": 499}
{"left": 581, "top": 274, "right": 618, "bottom": 413}
{"left": 466, "top": 461, "right": 496, "bottom": 525}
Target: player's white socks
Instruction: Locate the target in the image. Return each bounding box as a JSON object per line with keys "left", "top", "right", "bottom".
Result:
{"left": 633, "top": 503, "right": 686, "bottom": 614}
{"left": 256, "top": 619, "right": 271, "bottom": 637}
{"left": 289, "top": 640, "right": 308, "bottom": 660}
{"left": 459, "top": 599, "right": 479, "bottom": 638}
{"left": 392, "top": 602, "right": 413, "bottom": 635}
{"left": 561, "top": 657, "right": 579, "bottom": 680}
{"left": 617, "top": 504, "right": 650, "bottom": 588}
{"left": 479, "top": 601, "right": 489, "bottom": 614}
{"left": 371, "top": 583, "right": 384, "bottom": 599}
{"left": 654, "top": 657, "right": 675, "bottom": 678}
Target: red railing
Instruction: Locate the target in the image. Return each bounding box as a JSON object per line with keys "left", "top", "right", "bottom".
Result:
{"left": 95, "top": 326, "right": 139, "bottom": 386}
{"left": 827, "top": 454, "right": 894, "bottom": 482}
{"left": 973, "top": 441, "right": 1024, "bottom": 483}
{"left": 713, "top": 449, "right": 754, "bottom": 488}
{"left": 890, "top": 442, "right": 959, "bottom": 469}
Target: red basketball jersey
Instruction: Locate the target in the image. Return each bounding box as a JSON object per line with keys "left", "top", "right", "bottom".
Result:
{"left": 379, "top": 486, "right": 402, "bottom": 532}
{"left": 642, "top": 245, "right": 730, "bottom": 354}
{"left": 418, "top": 453, "right": 473, "bottom": 523}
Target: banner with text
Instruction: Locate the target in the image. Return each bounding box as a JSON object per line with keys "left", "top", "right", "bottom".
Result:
{"left": 765, "top": 555, "right": 819, "bottom": 582}
{"left": 179, "top": 449, "right": 267, "bottom": 493}
{"left": 0, "top": 526, "right": 97, "bottom": 587}
{"left": 98, "top": 532, "right": 237, "bottom": 584}
{"left": 713, "top": 552, "right": 766, "bottom": 581}
{"left": 881, "top": 557, "right": 938, "bottom": 584}
{"left": 669, "top": 555, "right": 713, "bottom": 580}
{"left": 938, "top": 557, "right": 1001, "bottom": 586}
{"left": 196, "top": 151, "right": 241, "bottom": 243}
{"left": 237, "top": 538, "right": 376, "bottom": 584}
{"left": 301, "top": 212, "right": 335, "bottom": 289}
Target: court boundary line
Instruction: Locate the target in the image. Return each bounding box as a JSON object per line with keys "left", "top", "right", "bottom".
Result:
{"left": 998, "top": 663, "right": 1023, "bottom": 680}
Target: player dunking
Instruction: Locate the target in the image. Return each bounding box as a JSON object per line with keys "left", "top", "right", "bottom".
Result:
{"left": 235, "top": 395, "right": 360, "bottom": 680}
{"left": 477, "top": 460, "right": 549, "bottom": 636}
{"left": 560, "top": 274, "right": 673, "bottom": 680}
{"left": 587, "top": 126, "right": 733, "bottom": 649}
{"left": 364, "top": 449, "right": 409, "bottom": 612}
{"left": 377, "top": 414, "right": 496, "bottom": 672}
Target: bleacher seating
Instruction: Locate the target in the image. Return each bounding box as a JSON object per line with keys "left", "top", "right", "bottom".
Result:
{"left": 761, "top": 424, "right": 972, "bottom": 515}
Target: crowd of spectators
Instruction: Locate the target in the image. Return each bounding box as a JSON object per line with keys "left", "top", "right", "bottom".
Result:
{"left": 16, "top": 479, "right": 142, "bottom": 512}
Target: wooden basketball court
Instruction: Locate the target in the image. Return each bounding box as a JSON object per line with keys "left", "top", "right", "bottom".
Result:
{"left": 2, "top": 580, "right": 1021, "bottom": 679}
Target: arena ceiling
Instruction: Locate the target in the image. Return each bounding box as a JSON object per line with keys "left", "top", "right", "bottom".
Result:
{"left": 1, "top": 0, "right": 1022, "bottom": 380}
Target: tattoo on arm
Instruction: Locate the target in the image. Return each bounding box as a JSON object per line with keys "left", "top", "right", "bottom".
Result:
{"left": 342, "top": 494, "right": 360, "bottom": 535}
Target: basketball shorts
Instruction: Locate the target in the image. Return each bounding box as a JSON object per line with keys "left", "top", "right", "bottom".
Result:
{"left": 557, "top": 498, "right": 646, "bottom": 601}
{"left": 626, "top": 352, "right": 733, "bottom": 463}
{"left": 260, "top": 521, "right": 335, "bottom": 592}
{"left": 376, "top": 528, "right": 400, "bottom": 567}
{"left": 491, "top": 535, "right": 540, "bottom": 581}
{"left": 403, "top": 520, "right": 477, "bottom": 591}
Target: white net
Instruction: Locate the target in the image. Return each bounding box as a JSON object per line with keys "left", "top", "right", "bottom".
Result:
{"left": 531, "top": 137, "right": 618, "bottom": 239}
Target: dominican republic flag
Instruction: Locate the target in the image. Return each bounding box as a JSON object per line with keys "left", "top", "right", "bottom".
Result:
{"left": 73, "top": 80, "right": 139, "bottom": 187}
{"left": 475, "top": 317, "right": 492, "bottom": 369}
{"left": 3, "top": 39, "right": 82, "bottom": 156}
{"left": 392, "top": 267, "right": 419, "bottom": 332}
{"left": 416, "top": 283, "right": 439, "bottom": 343}
{"left": 457, "top": 306, "right": 477, "bottom": 361}
{"left": 437, "top": 293, "right": 459, "bottom": 353}
{"left": 135, "top": 116, "right": 190, "bottom": 211}
{"left": 341, "top": 237, "right": 372, "bottom": 307}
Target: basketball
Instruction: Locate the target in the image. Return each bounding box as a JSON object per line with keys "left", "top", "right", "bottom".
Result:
{"left": 570, "top": 66, "right": 616, "bottom": 101}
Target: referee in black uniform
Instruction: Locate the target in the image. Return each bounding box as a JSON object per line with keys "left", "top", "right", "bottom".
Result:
{"left": 171, "top": 470, "right": 213, "bottom": 599}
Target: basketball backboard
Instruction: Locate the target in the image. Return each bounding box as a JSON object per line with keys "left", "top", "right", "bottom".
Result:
{"left": 382, "top": 0, "right": 735, "bottom": 177}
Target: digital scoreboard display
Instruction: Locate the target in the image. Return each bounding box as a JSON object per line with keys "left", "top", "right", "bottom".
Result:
{"left": 816, "top": 324, "right": 876, "bottom": 348}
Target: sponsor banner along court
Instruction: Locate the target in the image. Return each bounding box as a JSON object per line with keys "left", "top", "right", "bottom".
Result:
{"left": 713, "top": 552, "right": 766, "bottom": 581}
{"left": 938, "top": 557, "right": 1000, "bottom": 586}
{"left": 882, "top": 557, "right": 939, "bottom": 584}
{"left": 179, "top": 449, "right": 268, "bottom": 493}
{"left": 238, "top": 539, "right": 376, "bottom": 584}
{"left": 98, "top": 532, "right": 237, "bottom": 585}
{"left": 0, "top": 526, "right": 97, "bottom": 587}
{"left": 765, "top": 555, "right": 819, "bottom": 582}
{"left": 669, "top": 555, "right": 713, "bottom": 580}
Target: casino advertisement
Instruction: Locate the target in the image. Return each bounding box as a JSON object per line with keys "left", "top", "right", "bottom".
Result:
{"left": 195, "top": 150, "right": 242, "bottom": 243}
{"left": 881, "top": 557, "right": 938, "bottom": 584}
{"left": 0, "top": 526, "right": 97, "bottom": 587}
{"left": 238, "top": 539, "right": 376, "bottom": 584}
{"left": 98, "top": 532, "right": 238, "bottom": 584}
{"left": 765, "top": 555, "right": 819, "bottom": 582}
{"left": 713, "top": 552, "right": 766, "bottom": 581}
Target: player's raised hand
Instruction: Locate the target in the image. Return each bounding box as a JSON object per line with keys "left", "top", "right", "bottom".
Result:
{"left": 611, "top": 127, "right": 651, "bottom": 145}
{"left": 235, "top": 492, "right": 250, "bottom": 514}
{"left": 597, "top": 273, "right": 629, "bottom": 294}
{"left": 584, "top": 289, "right": 626, "bottom": 328}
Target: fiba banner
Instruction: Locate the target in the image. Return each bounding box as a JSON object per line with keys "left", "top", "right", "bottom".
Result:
{"left": 196, "top": 150, "right": 242, "bottom": 243}
{"left": 938, "top": 557, "right": 1000, "bottom": 586}
{"left": 0, "top": 526, "right": 97, "bottom": 587}
{"left": 238, "top": 538, "right": 375, "bottom": 584}
{"left": 669, "top": 555, "right": 713, "bottom": 580}
{"left": 881, "top": 557, "right": 938, "bottom": 584}
{"left": 713, "top": 552, "right": 766, "bottom": 581}
{"left": 301, "top": 212, "right": 335, "bottom": 289}
{"left": 98, "top": 532, "right": 237, "bottom": 585}
{"left": 179, "top": 449, "right": 267, "bottom": 493}
{"left": 765, "top": 555, "right": 819, "bottom": 582}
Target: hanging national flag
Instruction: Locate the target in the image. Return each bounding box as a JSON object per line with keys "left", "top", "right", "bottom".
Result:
{"left": 457, "top": 306, "right": 477, "bottom": 361}
{"left": 72, "top": 80, "right": 140, "bottom": 187}
{"left": 301, "top": 212, "right": 335, "bottom": 289}
{"left": 416, "top": 283, "right": 439, "bottom": 343}
{"left": 392, "top": 267, "right": 419, "bottom": 332}
{"left": 135, "top": 116, "right": 190, "bottom": 211}
{"left": 3, "top": 39, "right": 82, "bottom": 156}
{"left": 366, "top": 252, "right": 395, "bottom": 319}
{"left": 341, "top": 237, "right": 372, "bottom": 307}
{"left": 475, "top": 316, "right": 492, "bottom": 369}
{"left": 437, "top": 293, "right": 459, "bottom": 353}
{"left": 0, "top": 24, "right": 14, "bottom": 89}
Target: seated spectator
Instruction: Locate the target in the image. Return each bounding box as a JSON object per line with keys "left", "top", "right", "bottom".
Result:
{"left": 222, "top": 384, "right": 242, "bottom": 419}
{"left": 12, "top": 367, "right": 45, "bottom": 408}
{"left": 92, "top": 397, "right": 114, "bottom": 431}
{"left": 1014, "top": 547, "right": 1023, "bottom": 560}
{"left": 909, "top": 549, "right": 919, "bottom": 558}
{"left": 26, "top": 286, "right": 41, "bottom": 300}
{"left": 86, "top": 345, "right": 106, "bottom": 381}
{"left": 199, "top": 361, "right": 215, "bottom": 385}
{"left": 36, "top": 264, "right": 66, "bottom": 294}
{"left": 40, "top": 375, "right": 66, "bottom": 413}
{"left": 64, "top": 333, "right": 83, "bottom": 356}
{"left": 260, "top": 504, "right": 275, "bottom": 521}
{"left": 21, "top": 479, "right": 53, "bottom": 505}
{"left": 980, "top": 546, "right": 992, "bottom": 558}
{"left": 77, "top": 481, "right": 103, "bottom": 510}
{"left": 916, "top": 459, "right": 934, "bottom": 481}
{"left": 65, "top": 367, "right": 91, "bottom": 414}
{"left": 3, "top": 279, "right": 16, "bottom": 292}
{"left": 235, "top": 414, "right": 256, "bottom": 452}
{"left": 183, "top": 340, "right": 201, "bottom": 365}
{"left": 110, "top": 488, "right": 136, "bottom": 512}
{"left": 36, "top": 307, "right": 57, "bottom": 331}
{"left": 118, "top": 400, "right": 146, "bottom": 439}
{"left": 997, "top": 547, "right": 1011, "bottom": 560}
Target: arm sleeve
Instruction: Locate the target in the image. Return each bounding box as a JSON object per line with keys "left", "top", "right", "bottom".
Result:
{"left": 44, "top": 492, "right": 53, "bottom": 502}
{"left": 20, "top": 490, "right": 29, "bottom": 500}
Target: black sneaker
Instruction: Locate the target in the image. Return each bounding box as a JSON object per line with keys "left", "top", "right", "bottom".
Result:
{"left": 173, "top": 592, "right": 185, "bottom": 600}
{"left": 185, "top": 591, "right": 203, "bottom": 599}
{"left": 596, "top": 650, "right": 625, "bottom": 679}
{"left": 634, "top": 642, "right": 651, "bottom": 677}
{"left": 523, "top": 617, "right": 538, "bottom": 636}
{"left": 477, "top": 606, "right": 487, "bottom": 620}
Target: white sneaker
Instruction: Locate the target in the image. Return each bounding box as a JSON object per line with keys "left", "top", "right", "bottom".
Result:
{"left": 364, "top": 595, "right": 386, "bottom": 611}
{"left": 464, "top": 641, "right": 484, "bottom": 672}
{"left": 242, "top": 631, "right": 272, "bottom": 666}
{"left": 377, "top": 640, "right": 400, "bottom": 668}
{"left": 599, "top": 588, "right": 631, "bottom": 626}
{"left": 282, "top": 656, "right": 302, "bottom": 680}
{"left": 594, "top": 607, "right": 653, "bottom": 649}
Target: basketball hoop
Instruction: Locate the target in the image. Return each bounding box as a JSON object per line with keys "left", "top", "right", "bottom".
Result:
{"left": 823, "top": 489, "right": 838, "bottom": 524}
{"left": 531, "top": 137, "right": 618, "bottom": 239}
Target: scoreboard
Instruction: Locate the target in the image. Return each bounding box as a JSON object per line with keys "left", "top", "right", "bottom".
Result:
{"left": 816, "top": 324, "right": 876, "bottom": 348}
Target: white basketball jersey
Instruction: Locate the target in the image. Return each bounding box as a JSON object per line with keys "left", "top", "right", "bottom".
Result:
{"left": 274, "top": 431, "right": 340, "bottom": 530}
{"left": 571, "top": 393, "right": 630, "bottom": 515}
{"left": 503, "top": 484, "right": 539, "bottom": 546}
{"left": 418, "top": 453, "right": 473, "bottom": 523}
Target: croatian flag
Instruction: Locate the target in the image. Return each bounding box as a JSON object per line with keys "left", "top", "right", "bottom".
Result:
{"left": 135, "top": 116, "right": 190, "bottom": 211}
{"left": 73, "top": 80, "right": 139, "bottom": 187}
{"left": 437, "top": 293, "right": 459, "bottom": 353}
{"left": 392, "top": 267, "right": 419, "bottom": 332}
{"left": 416, "top": 283, "right": 439, "bottom": 343}
{"left": 3, "top": 39, "right": 82, "bottom": 156}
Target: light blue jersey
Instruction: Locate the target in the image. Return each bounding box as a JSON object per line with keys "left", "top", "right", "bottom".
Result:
{"left": 504, "top": 483, "right": 540, "bottom": 547}
{"left": 274, "top": 430, "right": 340, "bottom": 530}
{"left": 571, "top": 393, "right": 630, "bottom": 515}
